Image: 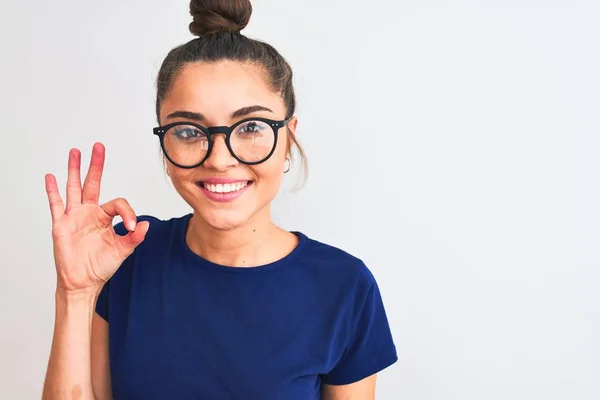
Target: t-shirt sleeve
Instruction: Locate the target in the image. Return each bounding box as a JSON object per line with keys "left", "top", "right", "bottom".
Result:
{"left": 95, "top": 280, "right": 110, "bottom": 322}
{"left": 322, "top": 275, "right": 398, "bottom": 385}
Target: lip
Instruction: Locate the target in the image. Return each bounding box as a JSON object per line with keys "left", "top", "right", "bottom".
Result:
{"left": 198, "top": 177, "right": 252, "bottom": 184}
{"left": 196, "top": 180, "right": 252, "bottom": 203}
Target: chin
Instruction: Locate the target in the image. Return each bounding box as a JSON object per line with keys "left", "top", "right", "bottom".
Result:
{"left": 197, "top": 208, "right": 250, "bottom": 231}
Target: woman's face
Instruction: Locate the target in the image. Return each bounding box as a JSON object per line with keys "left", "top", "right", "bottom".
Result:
{"left": 159, "top": 61, "right": 297, "bottom": 231}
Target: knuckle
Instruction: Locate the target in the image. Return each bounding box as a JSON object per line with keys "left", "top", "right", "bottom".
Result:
{"left": 85, "top": 179, "right": 100, "bottom": 187}
{"left": 113, "top": 197, "right": 127, "bottom": 209}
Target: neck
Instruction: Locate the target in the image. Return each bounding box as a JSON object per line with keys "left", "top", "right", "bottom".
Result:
{"left": 185, "top": 206, "right": 290, "bottom": 267}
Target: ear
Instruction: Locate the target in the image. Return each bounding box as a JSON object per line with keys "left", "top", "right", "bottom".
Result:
{"left": 287, "top": 116, "right": 299, "bottom": 134}
{"left": 163, "top": 157, "right": 171, "bottom": 177}
{"left": 285, "top": 116, "right": 299, "bottom": 154}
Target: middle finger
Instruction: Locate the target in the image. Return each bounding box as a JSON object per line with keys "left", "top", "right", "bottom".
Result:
{"left": 66, "top": 148, "right": 82, "bottom": 208}
{"left": 82, "top": 143, "right": 105, "bottom": 204}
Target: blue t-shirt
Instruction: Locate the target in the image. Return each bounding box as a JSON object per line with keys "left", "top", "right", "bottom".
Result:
{"left": 96, "top": 213, "right": 397, "bottom": 399}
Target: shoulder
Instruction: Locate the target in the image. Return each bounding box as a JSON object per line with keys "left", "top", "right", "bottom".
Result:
{"left": 110, "top": 213, "right": 191, "bottom": 273}
{"left": 106, "top": 213, "right": 190, "bottom": 286}
{"left": 296, "top": 232, "right": 377, "bottom": 293}
{"left": 113, "top": 213, "right": 190, "bottom": 243}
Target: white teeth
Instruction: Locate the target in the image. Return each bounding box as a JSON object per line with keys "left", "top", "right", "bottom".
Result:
{"left": 203, "top": 181, "right": 248, "bottom": 193}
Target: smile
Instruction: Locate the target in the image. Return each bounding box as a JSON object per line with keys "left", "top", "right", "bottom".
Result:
{"left": 200, "top": 181, "right": 250, "bottom": 193}
{"left": 195, "top": 180, "right": 254, "bottom": 203}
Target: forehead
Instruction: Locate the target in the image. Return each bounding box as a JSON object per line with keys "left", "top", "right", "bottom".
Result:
{"left": 161, "top": 61, "right": 284, "bottom": 123}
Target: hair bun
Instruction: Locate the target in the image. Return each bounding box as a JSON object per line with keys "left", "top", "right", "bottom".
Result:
{"left": 189, "top": 0, "right": 252, "bottom": 36}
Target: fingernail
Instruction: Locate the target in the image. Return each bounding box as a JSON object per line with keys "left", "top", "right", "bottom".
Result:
{"left": 128, "top": 221, "right": 136, "bottom": 231}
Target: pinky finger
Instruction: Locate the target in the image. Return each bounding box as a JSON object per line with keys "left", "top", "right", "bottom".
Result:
{"left": 45, "top": 174, "right": 65, "bottom": 223}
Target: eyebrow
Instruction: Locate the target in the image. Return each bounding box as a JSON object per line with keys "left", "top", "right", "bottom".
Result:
{"left": 165, "top": 105, "right": 274, "bottom": 122}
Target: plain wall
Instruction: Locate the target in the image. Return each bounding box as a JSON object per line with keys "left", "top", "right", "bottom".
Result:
{"left": 0, "top": 0, "right": 598, "bottom": 398}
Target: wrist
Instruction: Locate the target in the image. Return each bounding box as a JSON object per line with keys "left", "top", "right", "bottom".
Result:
{"left": 55, "top": 285, "right": 103, "bottom": 302}
{"left": 53, "top": 286, "right": 101, "bottom": 327}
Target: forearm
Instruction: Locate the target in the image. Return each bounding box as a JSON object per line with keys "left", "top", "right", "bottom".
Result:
{"left": 43, "top": 288, "right": 100, "bottom": 400}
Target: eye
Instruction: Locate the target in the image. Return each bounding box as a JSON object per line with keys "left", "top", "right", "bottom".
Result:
{"left": 171, "top": 125, "right": 204, "bottom": 140}
{"left": 235, "top": 120, "right": 268, "bottom": 135}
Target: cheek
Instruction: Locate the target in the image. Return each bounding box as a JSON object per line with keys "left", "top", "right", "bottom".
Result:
{"left": 254, "top": 162, "right": 282, "bottom": 184}
{"left": 252, "top": 154, "right": 285, "bottom": 192}
{"left": 251, "top": 132, "right": 288, "bottom": 181}
{"left": 166, "top": 163, "right": 193, "bottom": 186}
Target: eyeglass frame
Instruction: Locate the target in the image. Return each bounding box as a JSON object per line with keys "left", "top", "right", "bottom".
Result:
{"left": 153, "top": 117, "right": 292, "bottom": 169}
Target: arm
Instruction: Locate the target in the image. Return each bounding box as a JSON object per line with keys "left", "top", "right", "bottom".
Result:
{"left": 321, "top": 268, "right": 397, "bottom": 397}
{"left": 42, "top": 143, "right": 147, "bottom": 399}
{"left": 42, "top": 291, "right": 112, "bottom": 400}
{"left": 42, "top": 288, "right": 101, "bottom": 400}
{"left": 322, "top": 375, "right": 377, "bottom": 400}
{"left": 91, "top": 313, "right": 112, "bottom": 400}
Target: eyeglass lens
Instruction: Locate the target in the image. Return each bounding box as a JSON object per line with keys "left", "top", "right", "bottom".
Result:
{"left": 163, "top": 120, "right": 275, "bottom": 166}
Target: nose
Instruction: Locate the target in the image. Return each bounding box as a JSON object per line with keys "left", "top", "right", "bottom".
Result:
{"left": 202, "top": 134, "right": 237, "bottom": 171}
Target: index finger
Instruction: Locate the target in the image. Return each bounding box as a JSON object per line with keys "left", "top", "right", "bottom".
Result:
{"left": 82, "top": 142, "right": 106, "bottom": 204}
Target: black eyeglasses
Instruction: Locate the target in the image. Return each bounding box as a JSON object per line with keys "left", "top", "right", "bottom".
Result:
{"left": 153, "top": 117, "right": 291, "bottom": 169}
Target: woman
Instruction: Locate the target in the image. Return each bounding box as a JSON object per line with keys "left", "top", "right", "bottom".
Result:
{"left": 42, "top": 1, "right": 397, "bottom": 398}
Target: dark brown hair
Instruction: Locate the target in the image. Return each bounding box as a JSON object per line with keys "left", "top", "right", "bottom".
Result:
{"left": 156, "top": 0, "right": 307, "bottom": 185}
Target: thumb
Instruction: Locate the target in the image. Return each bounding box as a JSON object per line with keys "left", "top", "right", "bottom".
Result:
{"left": 116, "top": 220, "right": 150, "bottom": 256}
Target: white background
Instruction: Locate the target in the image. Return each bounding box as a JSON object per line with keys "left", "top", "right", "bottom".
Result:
{"left": 0, "top": 0, "right": 598, "bottom": 398}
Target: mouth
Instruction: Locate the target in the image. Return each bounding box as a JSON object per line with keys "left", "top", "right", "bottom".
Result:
{"left": 196, "top": 180, "right": 253, "bottom": 193}
{"left": 195, "top": 180, "right": 254, "bottom": 202}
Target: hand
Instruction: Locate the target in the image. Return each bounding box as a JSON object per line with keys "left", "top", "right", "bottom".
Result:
{"left": 45, "top": 143, "right": 149, "bottom": 292}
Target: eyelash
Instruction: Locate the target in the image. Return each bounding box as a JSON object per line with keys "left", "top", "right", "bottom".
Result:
{"left": 237, "top": 122, "right": 263, "bottom": 134}
{"left": 174, "top": 128, "right": 202, "bottom": 139}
